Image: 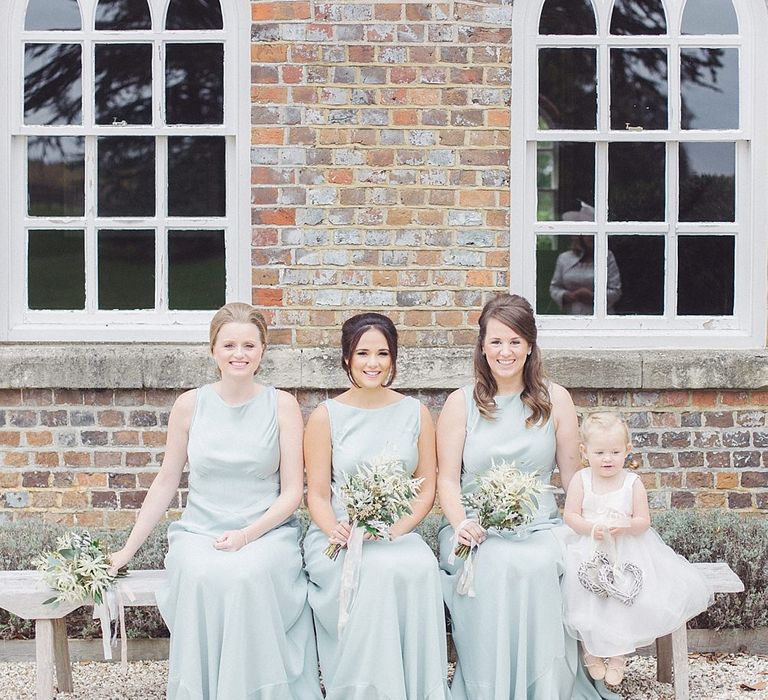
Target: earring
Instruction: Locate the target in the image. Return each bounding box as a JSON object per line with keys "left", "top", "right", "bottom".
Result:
{"left": 526, "top": 350, "right": 531, "bottom": 356}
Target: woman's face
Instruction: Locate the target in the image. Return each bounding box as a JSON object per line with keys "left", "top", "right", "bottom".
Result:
{"left": 347, "top": 328, "right": 392, "bottom": 389}
{"left": 482, "top": 317, "right": 530, "bottom": 386}
{"left": 211, "top": 322, "right": 264, "bottom": 378}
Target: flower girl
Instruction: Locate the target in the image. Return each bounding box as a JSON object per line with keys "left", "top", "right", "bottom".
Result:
{"left": 560, "top": 412, "right": 713, "bottom": 686}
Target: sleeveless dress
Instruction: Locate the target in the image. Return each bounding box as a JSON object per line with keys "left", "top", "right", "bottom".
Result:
{"left": 303, "top": 396, "right": 451, "bottom": 700}
{"left": 438, "top": 386, "right": 618, "bottom": 700}
{"left": 560, "top": 470, "right": 714, "bottom": 658}
{"left": 155, "top": 384, "right": 322, "bottom": 700}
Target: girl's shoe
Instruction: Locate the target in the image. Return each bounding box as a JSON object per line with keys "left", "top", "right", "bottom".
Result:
{"left": 604, "top": 656, "right": 626, "bottom": 686}
{"left": 583, "top": 653, "right": 607, "bottom": 681}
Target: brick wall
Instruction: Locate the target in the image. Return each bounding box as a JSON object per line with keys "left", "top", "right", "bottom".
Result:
{"left": 1, "top": 387, "right": 766, "bottom": 525}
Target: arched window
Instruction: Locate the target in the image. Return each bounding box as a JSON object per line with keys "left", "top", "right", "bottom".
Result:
{"left": 1, "top": 0, "right": 250, "bottom": 340}
{"left": 512, "top": 0, "right": 768, "bottom": 347}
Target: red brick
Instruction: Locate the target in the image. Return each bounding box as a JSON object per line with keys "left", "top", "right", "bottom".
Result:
{"left": 0, "top": 390, "right": 22, "bottom": 406}
{"left": 252, "top": 287, "right": 284, "bottom": 306}
{"left": 0, "top": 432, "right": 20, "bottom": 447}
{"left": 251, "top": 45, "right": 288, "bottom": 63}
{"left": 63, "top": 452, "right": 91, "bottom": 467}
{"left": 25, "top": 431, "right": 52, "bottom": 446}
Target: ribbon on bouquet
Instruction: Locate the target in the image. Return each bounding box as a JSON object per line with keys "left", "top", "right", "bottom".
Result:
{"left": 447, "top": 518, "right": 482, "bottom": 598}
{"left": 92, "top": 583, "right": 135, "bottom": 669}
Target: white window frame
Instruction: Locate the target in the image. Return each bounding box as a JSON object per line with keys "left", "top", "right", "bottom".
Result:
{"left": 511, "top": 0, "right": 768, "bottom": 348}
{"left": 0, "top": 0, "right": 251, "bottom": 341}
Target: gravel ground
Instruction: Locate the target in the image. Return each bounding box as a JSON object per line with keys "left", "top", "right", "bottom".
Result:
{"left": 0, "top": 654, "right": 766, "bottom": 699}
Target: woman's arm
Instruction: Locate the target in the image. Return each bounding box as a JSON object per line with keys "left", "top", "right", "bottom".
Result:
{"left": 562, "top": 473, "right": 594, "bottom": 536}
{"left": 215, "top": 390, "right": 305, "bottom": 551}
{"left": 109, "top": 390, "right": 195, "bottom": 570}
{"left": 550, "top": 382, "right": 581, "bottom": 492}
{"left": 390, "top": 403, "right": 436, "bottom": 538}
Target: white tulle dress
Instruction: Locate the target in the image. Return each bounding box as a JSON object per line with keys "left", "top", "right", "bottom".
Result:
{"left": 559, "top": 469, "right": 714, "bottom": 658}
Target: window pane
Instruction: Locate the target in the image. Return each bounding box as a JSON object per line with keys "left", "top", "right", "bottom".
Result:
{"left": 28, "top": 230, "right": 85, "bottom": 310}
{"left": 681, "top": 0, "right": 738, "bottom": 35}
{"left": 539, "top": 0, "right": 596, "bottom": 34}
{"left": 28, "top": 137, "right": 84, "bottom": 217}
{"left": 539, "top": 49, "right": 597, "bottom": 130}
{"left": 681, "top": 48, "right": 739, "bottom": 129}
{"left": 608, "top": 142, "right": 665, "bottom": 221}
{"left": 166, "top": 43, "right": 224, "bottom": 125}
{"left": 610, "top": 0, "right": 667, "bottom": 34}
{"left": 97, "top": 137, "right": 155, "bottom": 216}
{"left": 95, "top": 44, "right": 152, "bottom": 125}
{"left": 24, "top": 44, "right": 82, "bottom": 126}
{"left": 537, "top": 142, "right": 595, "bottom": 221}
{"left": 98, "top": 229, "right": 155, "bottom": 309}
{"left": 168, "top": 230, "right": 225, "bottom": 310}
{"left": 679, "top": 142, "right": 735, "bottom": 222}
{"left": 25, "top": 0, "right": 81, "bottom": 30}
{"left": 168, "top": 137, "right": 226, "bottom": 216}
{"left": 165, "top": 0, "right": 223, "bottom": 30}
{"left": 610, "top": 48, "right": 668, "bottom": 130}
{"left": 95, "top": 0, "right": 152, "bottom": 30}
{"left": 538, "top": 234, "right": 595, "bottom": 315}
{"left": 677, "top": 236, "right": 734, "bottom": 315}
{"left": 608, "top": 235, "right": 665, "bottom": 315}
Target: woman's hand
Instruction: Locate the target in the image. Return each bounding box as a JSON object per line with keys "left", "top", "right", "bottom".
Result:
{"left": 108, "top": 549, "right": 131, "bottom": 575}
{"left": 456, "top": 521, "right": 486, "bottom": 548}
{"left": 328, "top": 520, "right": 352, "bottom": 548}
{"left": 214, "top": 530, "right": 248, "bottom": 552}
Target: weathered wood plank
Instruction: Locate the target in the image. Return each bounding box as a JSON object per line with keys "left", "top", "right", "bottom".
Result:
{"left": 672, "top": 624, "right": 690, "bottom": 700}
{"left": 52, "top": 618, "right": 73, "bottom": 693}
{"left": 34, "top": 619, "right": 55, "bottom": 700}
{"left": 656, "top": 633, "right": 673, "bottom": 683}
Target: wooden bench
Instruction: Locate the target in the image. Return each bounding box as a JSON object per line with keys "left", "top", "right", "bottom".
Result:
{"left": 0, "top": 563, "right": 745, "bottom": 700}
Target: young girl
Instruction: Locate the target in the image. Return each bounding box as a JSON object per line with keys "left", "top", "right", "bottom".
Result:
{"left": 560, "top": 412, "right": 713, "bottom": 686}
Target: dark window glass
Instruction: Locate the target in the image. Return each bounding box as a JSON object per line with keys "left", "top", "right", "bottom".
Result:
{"left": 28, "top": 137, "right": 84, "bottom": 217}
{"left": 677, "top": 236, "right": 734, "bottom": 315}
{"left": 25, "top": 0, "right": 81, "bottom": 30}
{"left": 610, "top": 0, "right": 667, "bottom": 34}
{"left": 539, "top": 0, "right": 596, "bottom": 34}
{"left": 681, "top": 48, "right": 739, "bottom": 129}
{"left": 610, "top": 48, "right": 668, "bottom": 130}
{"left": 539, "top": 48, "right": 597, "bottom": 130}
{"left": 95, "top": 44, "right": 152, "bottom": 125}
{"left": 95, "top": 0, "right": 152, "bottom": 30}
{"left": 166, "top": 43, "right": 224, "bottom": 125}
{"left": 97, "top": 137, "right": 155, "bottom": 217}
{"left": 537, "top": 142, "right": 595, "bottom": 221}
{"left": 681, "top": 0, "right": 738, "bottom": 35}
{"left": 24, "top": 44, "right": 82, "bottom": 126}
{"left": 165, "top": 0, "right": 223, "bottom": 30}
{"left": 28, "top": 229, "right": 85, "bottom": 310}
{"left": 608, "top": 142, "right": 665, "bottom": 221}
{"left": 608, "top": 235, "right": 665, "bottom": 315}
{"left": 679, "top": 142, "right": 735, "bottom": 222}
{"left": 168, "top": 137, "right": 226, "bottom": 217}
{"left": 537, "top": 235, "right": 596, "bottom": 315}
{"left": 168, "top": 230, "right": 225, "bottom": 310}
{"left": 98, "top": 229, "right": 155, "bottom": 309}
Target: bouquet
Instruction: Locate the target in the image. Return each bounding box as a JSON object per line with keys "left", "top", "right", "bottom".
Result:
{"left": 32, "top": 530, "right": 127, "bottom": 605}
{"left": 325, "top": 453, "right": 423, "bottom": 560}
{"left": 454, "top": 459, "right": 545, "bottom": 559}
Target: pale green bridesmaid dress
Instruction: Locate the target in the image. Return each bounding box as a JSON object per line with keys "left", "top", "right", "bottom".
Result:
{"left": 438, "top": 386, "right": 619, "bottom": 700}
{"left": 155, "top": 384, "right": 322, "bottom": 700}
{"left": 303, "top": 396, "right": 451, "bottom": 700}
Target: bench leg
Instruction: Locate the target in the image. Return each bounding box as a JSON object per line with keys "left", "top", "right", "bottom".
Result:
{"left": 35, "top": 619, "right": 56, "bottom": 700}
{"left": 671, "top": 624, "right": 690, "bottom": 700}
{"left": 52, "top": 618, "right": 73, "bottom": 693}
{"left": 656, "top": 633, "right": 672, "bottom": 683}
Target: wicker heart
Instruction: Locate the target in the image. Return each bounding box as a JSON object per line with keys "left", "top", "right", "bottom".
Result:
{"left": 577, "top": 551, "right": 612, "bottom": 598}
{"left": 597, "top": 560, "right": 643, "bottom": 606}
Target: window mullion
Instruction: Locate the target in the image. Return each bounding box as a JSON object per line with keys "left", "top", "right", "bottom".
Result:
{"left": 85, "top": 136, "right": 98, "bottom": 313}
{"left": 157, "top": 135, "right": 167, "bottom": 312}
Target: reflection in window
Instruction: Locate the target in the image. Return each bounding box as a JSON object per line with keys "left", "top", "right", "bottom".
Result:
{"left": 608, "top": 142, "right": 665, "bottom": 221}
{"left": 24, "top": 44, "right": 82, "bottom": 126}
{"left": 610, "top": 48, "right": 668, "bottom": 130}
{"left": 98, "top": 230, "right": 155, "bottom": 309}
{"left": 681, "top": 48, "right": 739, "bottom": 129}
{"left": 677, "top": 236, "right": 734, "bottom": 315}
{"left": 539, "top": 0, "right": 596, "bottom": 34}
{"left": 25, "top": 0, "right": 81, "bottom": 30}
{"left": 168, "top": 230, "right": 225, "bottom": 310}
{"left": 537, "top": 142, "right": 595, "bottom": 221}
{"left": 608, "top": 235, "right": 665, "bottom": 315}
{"left": 610, "top": 0, "right": 667, "bottom": 34}
{"left": 681, "top": 0, "right": 738, "bottom": 34}
{"left": 166, "top": 43, "right": 224, "bottom": 125}
{"left": 27, "top": 137, "right": 84, "bottom": 217}
{"left": 28, "top": 230, "right": 85, "bottom": 310}
{"left": 95, "top": 44, "right": 152, "bottom": 125}
{"left": 166, "top": 0, "right": 223, "bottom": 30}
{"left": 539, "top": 48, "right": 597, "bottom": 129}
{"left": 95, "top": 0, "right": 152, "bottom": 30}
{"left": 168, "top": 137, "right": 226, "bottom": 217}
{"left": 679, "top": 142, "right": 735, "bottom": 221}
{"left": 97, "top": 137, "right": 155, "bottom": 217}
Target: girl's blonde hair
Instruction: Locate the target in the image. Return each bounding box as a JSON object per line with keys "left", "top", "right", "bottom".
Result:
{"left": 580, "top": 411, "right": 631, "bottom": 446}
{"left": 209, "top": 302, "right": 268, "bottom": 352}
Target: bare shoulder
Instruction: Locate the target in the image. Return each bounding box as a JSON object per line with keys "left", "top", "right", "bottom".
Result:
{"left": 631, "top": 474, "right": 648, "bottom": 494}
{"left": 306, "top": 401, "right": 330, "bottom": 430}
{"left": 168, "top": 389, "right": 197, "bottom": 429}
{"left": 548, "top": 382, "right": 574, "bottom": 407}
{"left": 441, "top": 387, "right": 467, "bottom": 414}
{"left": 275, "top": 388, "right": 300, "bottom": 410}
{"left": 419, "top": 401, "right": 435, "bottom": 427}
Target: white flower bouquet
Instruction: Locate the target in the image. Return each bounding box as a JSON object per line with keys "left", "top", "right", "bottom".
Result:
{"left": 32, "top": 530, "right": 127, "bottom": 605}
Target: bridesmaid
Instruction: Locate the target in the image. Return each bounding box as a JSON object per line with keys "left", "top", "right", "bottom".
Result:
{"left": 303, "top": 312, "right": 451, "bottom": 700}
{"left": 437, "top": 294, "right": 617, "bottom": 699}
{"left": 110, "top": 302, "right": 322, "bottom": 699}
